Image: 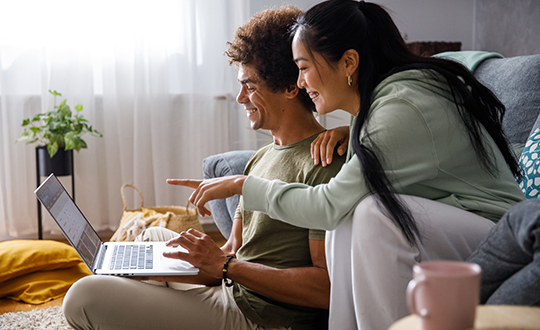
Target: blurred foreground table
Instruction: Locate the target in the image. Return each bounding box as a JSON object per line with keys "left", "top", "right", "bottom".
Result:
{"left": 388, "top": 305, "right": 540, "bottom": 330}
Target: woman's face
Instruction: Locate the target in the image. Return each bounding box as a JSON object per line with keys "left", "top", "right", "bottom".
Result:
{"left": 292, "top": 33, "right": 359, "bottom": 116}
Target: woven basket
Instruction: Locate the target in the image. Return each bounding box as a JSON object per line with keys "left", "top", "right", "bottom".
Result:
{"left": 110, "top": 184, "right": 204, "bottom": 242}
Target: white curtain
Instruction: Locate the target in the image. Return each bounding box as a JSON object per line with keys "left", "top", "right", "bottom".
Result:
{"left": 0, "top": 0, "right": 266, "bottom": 237}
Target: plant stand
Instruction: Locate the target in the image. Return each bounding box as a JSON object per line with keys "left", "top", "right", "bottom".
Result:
{"left": 35, "top": 146, "right": 74, "bottom": 239}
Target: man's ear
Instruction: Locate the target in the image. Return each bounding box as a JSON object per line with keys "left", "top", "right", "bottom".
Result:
{"left": 285, "top": 84, "right": 300, "bottom": 99}
{"left": 341, "top": 49, "right": 359, "bottom": 77}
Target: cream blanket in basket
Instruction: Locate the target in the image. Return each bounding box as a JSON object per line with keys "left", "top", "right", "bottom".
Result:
{"left": 110, "top": 208, "right": 170, "bottom": 242}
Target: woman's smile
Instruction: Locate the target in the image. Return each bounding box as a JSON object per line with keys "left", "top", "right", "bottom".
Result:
{"left": 308, "top": 91, "right": 320, "bottom": 100}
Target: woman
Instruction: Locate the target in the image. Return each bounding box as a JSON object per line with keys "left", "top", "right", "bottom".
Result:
{"left": 170, "top": 1, "right": 525, "bottom": 329}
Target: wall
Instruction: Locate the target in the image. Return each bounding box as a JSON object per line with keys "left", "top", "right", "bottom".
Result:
{"left": 475, "top": 0, "right": 540, "bottom": 56}
{"left": 250, "top": 0, "right": 540, "bottom": 56}
{"left": 250, "top": 0, "right": 475, "bottom": 49}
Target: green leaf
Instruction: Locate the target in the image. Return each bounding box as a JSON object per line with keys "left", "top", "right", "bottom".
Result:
{"left": 77, "top": 139, "right": 87, "bottom": 150}
{"left": 49, "top": 90, "right": 62, "bottom": 97}
{"left": 30, "top": 127, "right": 41, "bottom": 134}
{"left": 47, "top": 143, "right": 59, "bottom": 158}
{"left": 75, "top": 104, "right": 83, "bottom": 112}
{"left": 65, "top": 133, "right": 87, "bottom": 151}
{"left": 59, "top": 105, "right": 72, "bottom": 118}
{"left": 65, "top": 138, "right": 76, "bottom": 150}
{"left": 65, "top": 131, "right": 77, "bottom": 139}
{"left": 64, "top": 132, "right": 78, "bottom": 150}
{"left": 22, "top": 119, "right": 30, "bottom": 126}
{"left": 58, "top": 99, "right": 67, "bottom": 110}
{"left": 16, "top": 134, "right": 30, "bottom": 142}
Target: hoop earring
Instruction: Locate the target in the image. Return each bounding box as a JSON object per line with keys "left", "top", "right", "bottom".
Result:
{"left": 347, "top": 75, "right": 353, "bottom": 86}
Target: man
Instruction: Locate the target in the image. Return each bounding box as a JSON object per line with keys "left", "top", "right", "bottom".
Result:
{"left": 63, "top": 6, "right": 345, "bottom": 330}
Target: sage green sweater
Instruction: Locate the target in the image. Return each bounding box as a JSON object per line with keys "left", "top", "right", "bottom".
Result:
{"left": 242, "top": 69, "right": 525, "bottom": 231}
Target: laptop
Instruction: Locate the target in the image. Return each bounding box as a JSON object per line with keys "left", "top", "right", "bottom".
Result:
{"left": 35, "top": 174, "right": 199, "bottom": 276}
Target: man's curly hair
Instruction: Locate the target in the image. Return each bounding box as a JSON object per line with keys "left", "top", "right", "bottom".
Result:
{"left": 225, "top": 6, "right": 315, "bottom": 112}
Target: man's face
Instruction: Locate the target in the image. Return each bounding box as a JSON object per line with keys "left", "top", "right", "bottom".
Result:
{"left": 236, "top": 64, "right": 286, "bottom": 131}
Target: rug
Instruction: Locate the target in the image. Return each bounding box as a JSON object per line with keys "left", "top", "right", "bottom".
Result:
{"left": 0, "top": 306, "right": 72, "bottom": 330}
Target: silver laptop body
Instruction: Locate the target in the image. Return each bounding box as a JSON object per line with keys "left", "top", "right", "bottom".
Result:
{"left": 35, "top": 174, "right": 198, "bottom": 276}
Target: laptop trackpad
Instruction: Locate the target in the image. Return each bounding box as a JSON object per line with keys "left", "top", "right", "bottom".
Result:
{"left": 160, "top": 247, "right": 195, "bottom": 270}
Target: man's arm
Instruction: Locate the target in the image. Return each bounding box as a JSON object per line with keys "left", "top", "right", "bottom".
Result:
{"left": 220, "top": 217, "right": 243, "bottom": 255}
{"left": 164, "top": 229, "right": 330, "bottom": 309}
{"left": 226, "top": 238, "right": 330, "bottom": 309}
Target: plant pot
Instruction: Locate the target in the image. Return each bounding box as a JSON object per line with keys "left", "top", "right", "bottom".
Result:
{"left": 35, "top": 145, "right": 75, "bottom": 239}
{"left": 36, "top": 146, "right": 73, "bottom": 177}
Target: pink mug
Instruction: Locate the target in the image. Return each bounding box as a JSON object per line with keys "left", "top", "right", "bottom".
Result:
{"left": 406, "top": 261, "right": 481, "bottom": 330}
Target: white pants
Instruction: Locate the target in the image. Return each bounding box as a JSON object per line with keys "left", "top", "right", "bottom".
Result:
{"left": 325, "top": 195, "right": 496, "bottom": 330}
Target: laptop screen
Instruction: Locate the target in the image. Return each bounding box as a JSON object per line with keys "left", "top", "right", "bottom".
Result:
{"left": 35, "top": 175, "right": 101, "bottom": 269}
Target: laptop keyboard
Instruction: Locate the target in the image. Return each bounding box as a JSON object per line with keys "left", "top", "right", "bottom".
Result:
{"left": 110, "top": 244, "right": 154, "bottom": 270}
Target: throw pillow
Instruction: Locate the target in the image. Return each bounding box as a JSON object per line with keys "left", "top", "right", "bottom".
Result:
{"left": 517, "top": 127, "right": 540, "bottom": 198}
{"left": 0, "top": 240, "right": 83, "bottom": 284}
{"left": 0, "top": 263, "right": 92, "bottom": 304}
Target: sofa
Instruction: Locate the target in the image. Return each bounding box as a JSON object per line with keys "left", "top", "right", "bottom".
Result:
{"left": 203, "top": 52, "right": 540, "bottom": 238}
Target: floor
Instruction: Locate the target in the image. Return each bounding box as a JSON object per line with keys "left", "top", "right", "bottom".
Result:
{"left": 0, "top": 297, "right": 64, "bottom": 315}
{"left": 0, "top": 230, "right": 226, "bottom": 316}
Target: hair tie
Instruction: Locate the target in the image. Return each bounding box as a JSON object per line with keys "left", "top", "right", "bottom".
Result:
{"left": 358, "top": 0, "right": 365, "bottom": 11}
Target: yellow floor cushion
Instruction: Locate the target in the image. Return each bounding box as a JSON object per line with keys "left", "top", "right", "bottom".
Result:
{"left": 0, "top": 240, "right": 92, "bottom": 304}
{"left": 0, "top": 263, "right": 92, "bottom": 304}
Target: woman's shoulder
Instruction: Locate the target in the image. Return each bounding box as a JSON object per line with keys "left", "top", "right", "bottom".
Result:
{"left": 374, "top": 69, "right": 449, "bottom": 95}
{"left": 365, "top": 69, "right": 463, "bottom": 143}
{"left": 371, "top": 69, "right": 454, "bottom": 112}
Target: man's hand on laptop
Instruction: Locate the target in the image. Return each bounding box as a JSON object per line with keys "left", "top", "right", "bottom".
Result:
{"left": 131, "top": 228, "right": 231, "bottom": 285}
{"left": 167, "top": 176, "right": 246, "bottom": 217}
{"left": 162, "top": 228, "right": 233, "bottom": 280}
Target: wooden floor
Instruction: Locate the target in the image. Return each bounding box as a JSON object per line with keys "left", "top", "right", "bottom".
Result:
{"left": 0, "top": 230, "right": 226, "bottom": 316}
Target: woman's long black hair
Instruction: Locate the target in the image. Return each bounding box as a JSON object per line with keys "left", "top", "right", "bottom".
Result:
{"left": 292, "top": 0, "right": 519, "bottom": 246}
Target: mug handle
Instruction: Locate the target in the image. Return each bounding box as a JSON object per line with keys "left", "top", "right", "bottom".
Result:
{"left": 406, "top": 277, "right": 429, "bottom": 317}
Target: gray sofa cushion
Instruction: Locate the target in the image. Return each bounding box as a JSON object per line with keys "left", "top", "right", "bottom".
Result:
{"left": 473, "top": 55, "right": 540, "bottom": 145}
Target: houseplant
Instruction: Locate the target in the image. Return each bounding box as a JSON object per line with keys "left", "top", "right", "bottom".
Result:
{"left": 18, "top": 90, "right": 103, "bottom": 239}
{"left": 17, "top": 90, "right": 102, "bottom": 158}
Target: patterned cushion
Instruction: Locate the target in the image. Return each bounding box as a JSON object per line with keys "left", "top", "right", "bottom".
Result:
{"left": 517, "top": 127, "right": 540, "bottom": 198}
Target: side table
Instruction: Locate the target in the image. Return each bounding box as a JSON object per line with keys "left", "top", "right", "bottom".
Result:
{"left": 388, "top": 305, "right": 540, "bottom": 330}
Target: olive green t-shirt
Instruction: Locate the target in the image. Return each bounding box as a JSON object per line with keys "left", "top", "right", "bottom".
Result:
{"left": 233, "top": 132, "right": 345, "bottom": 330}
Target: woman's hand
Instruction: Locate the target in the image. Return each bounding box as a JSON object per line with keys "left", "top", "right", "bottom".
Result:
{"left": 167, "top": 175, "right": 246, "bottom": 217}
{"left": 311, "top": 126, "right": 350, "bottom": 166}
